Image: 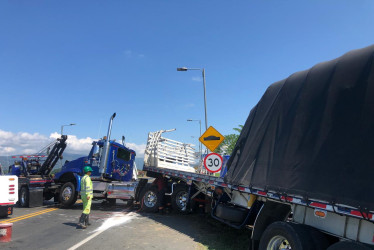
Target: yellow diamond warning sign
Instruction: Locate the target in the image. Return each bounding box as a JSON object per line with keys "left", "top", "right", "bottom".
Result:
{"left": 199, "top": 126, "right": 225, "bottom": 152}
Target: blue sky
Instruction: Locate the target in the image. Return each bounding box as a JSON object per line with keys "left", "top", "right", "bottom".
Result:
{"left": 1, "top": 1, "right": 374, "bottom": 155}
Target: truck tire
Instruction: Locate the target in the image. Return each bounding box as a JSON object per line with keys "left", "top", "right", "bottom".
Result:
{"left": 215, "top": 203, "right": 248, "bottom": 223}
{"left": 106, "top": 198, "right": 116, "bottom": 205}
{"left": 327, "top": 241, "right": 374, "bottom": 250}
{"left": 171, "top": 185, "right": 189, "bottom": 213}
{"left": 141, "top": 185, "right": 161, "bottom": 213}
{"left": 0, "top": 208, "right": 8, "bottom": 218}
{"left": 59, "top": 182, "right": 77, "bottom": 208}
{"left": 259, "top": 221, "right": 314, "bottom": 250}
{"left": 20, "top": 186, "right": 30, "bottom": 207}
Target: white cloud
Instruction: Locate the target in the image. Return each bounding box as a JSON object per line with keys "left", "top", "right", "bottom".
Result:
{"left": 184, "top": 103, "right": 195, "bottom": 108}
{"left": 0, "top": 146, "right": 16, "bottom": 154}
{"left": 192, "top": 76, "right": 202, "bottom": 82}
{"left": 125, "top": 142, "right": 146, "bottom": 156}
{"left": 124, "top": 50, "right": 132, "bottom": 57}
{"left": 123, "top": 50, "right": 145, "bottom": 59}
{"left": 0, "top": 129, "right": 145, "bottom": 157}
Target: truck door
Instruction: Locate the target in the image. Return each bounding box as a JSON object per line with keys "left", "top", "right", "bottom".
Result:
{"left": 107, "top": 145, "right": 134, "bottom": 182}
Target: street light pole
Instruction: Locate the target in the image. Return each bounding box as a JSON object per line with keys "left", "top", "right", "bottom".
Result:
{"left": 177, "top": 67, "right": 208, "bottom": 131}
{"left": 202, "top": 69, "right": 208, "bottom": 131}
{"left": 61, "top": 123, "right": 76, "bottom": 135}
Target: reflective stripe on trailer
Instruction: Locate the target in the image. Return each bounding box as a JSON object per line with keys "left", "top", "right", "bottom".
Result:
{"left": 0, "top": 203, "right": 14, "bottom": 206}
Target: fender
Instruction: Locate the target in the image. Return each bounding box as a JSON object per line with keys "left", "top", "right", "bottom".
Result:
{"left": 251, "top": 200, "right": 291, "bottom": 241}
{"left": 73, "top": 173, "right": 82, "bottom": 192}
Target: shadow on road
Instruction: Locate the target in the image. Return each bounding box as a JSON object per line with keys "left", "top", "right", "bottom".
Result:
{"left": 21, "top": 200, "right": 250, "bottom": 249}
{"left": 139, "top": 211, "right": 251, "bottom": 250}
{"left": 63, "top": 222, "right": 78, "bottom": 228}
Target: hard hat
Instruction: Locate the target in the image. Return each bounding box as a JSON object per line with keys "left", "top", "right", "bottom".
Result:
{"left": 83, "top": 166, "right": 93, "bottom": 173}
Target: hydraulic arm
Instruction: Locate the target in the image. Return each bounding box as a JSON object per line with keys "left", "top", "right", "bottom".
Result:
{"left": 39, "top": 135, "right": 68, "bottom": 176}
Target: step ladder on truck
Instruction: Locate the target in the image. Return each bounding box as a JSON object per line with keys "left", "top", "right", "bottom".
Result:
{"left": 139, "top": 45, "right": 374, "bottom": 250}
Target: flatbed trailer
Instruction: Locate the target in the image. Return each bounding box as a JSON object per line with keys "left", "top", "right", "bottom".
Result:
{"left": 139, "top": 44, "right": 374, "bottom": 250}
{"left": 144, "top": 165, "right": 374, "bottom": 223}
{"left": 143, "top": 164, "right": 374, "bottom": 249}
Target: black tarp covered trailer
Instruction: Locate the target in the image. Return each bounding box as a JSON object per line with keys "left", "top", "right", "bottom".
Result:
{"left": 225, "top": 44, "right": 374, "bottom": 211}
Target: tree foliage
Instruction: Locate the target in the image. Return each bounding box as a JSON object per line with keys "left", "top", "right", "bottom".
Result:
{"left": 215, "top": 125, "right": 243, "bottom": 155}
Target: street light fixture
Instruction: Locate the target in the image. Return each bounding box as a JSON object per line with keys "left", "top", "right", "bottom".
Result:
{"left": 177, "top": 67, "right": 208, "bottom": 131}
{"left": 187, "top": 119, "right": 202, "bottom": 161}
{"left": 61, "top": 123, "right": 76, "bottom": 135}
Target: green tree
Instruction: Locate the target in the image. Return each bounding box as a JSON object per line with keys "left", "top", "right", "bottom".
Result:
{"left": 215, "top": 125, "right": 243, "bottom": 155}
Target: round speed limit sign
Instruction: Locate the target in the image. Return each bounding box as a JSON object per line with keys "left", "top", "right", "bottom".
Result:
{"left": 204, "top": 153, "right": 223, "bottom": 173}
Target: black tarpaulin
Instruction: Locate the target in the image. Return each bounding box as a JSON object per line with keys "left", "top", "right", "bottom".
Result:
{"left": 225, "top": 44, "right": 374, "bottom": 210}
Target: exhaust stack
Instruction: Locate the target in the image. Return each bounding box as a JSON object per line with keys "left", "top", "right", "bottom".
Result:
{"left": 99, "top": 113, "right": 116, "bottom": 175}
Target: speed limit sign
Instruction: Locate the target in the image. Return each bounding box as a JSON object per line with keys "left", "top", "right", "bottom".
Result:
{"left": 204, "top": 153, "right": 223, "bottom": 173}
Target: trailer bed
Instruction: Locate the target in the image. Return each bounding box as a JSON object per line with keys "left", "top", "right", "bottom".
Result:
{"left": 144, "top": 165, "right": 374, "bottom": 223}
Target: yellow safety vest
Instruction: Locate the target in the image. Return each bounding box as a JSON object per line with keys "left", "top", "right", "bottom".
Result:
{"left": 80, "top": 175, "right": 93, "bottom": 196}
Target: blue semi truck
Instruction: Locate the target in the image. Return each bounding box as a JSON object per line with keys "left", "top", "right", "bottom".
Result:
{"left": 8, "top": 113, "right": 139, "bottom": 207}
{"left": 55, "top": 113, "right": 138, "bottom": 207}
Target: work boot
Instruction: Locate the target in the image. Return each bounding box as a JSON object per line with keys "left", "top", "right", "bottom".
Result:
{"left": 77, "top": 213, "right": 87, "bottom": 229}
{"left": 85, "top": 214, "right": 91, "bottom": 226}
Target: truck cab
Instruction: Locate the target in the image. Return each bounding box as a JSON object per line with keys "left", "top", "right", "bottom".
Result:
{"left": 54, "top": 113, "right": 138, "bottom": 207}
{"left": 55, "top": 139, "right": 136, "bottom": 182}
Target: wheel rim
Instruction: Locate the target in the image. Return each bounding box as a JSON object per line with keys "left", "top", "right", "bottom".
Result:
{"left": 144, "top": 190, "right": 157, "bottom": 208}
{"left": 62, "top": 186, "right": 72, "bottom": 201}
{"left": 176, "top": 191, "right": 188, "bottom": 211}
{"left": 21, "top": 190, "right": 26, "bottom": 205}
{"left": 267, "top": 235, "right": 291, "bottom": 250}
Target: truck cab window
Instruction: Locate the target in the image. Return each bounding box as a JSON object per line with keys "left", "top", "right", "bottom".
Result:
{"left": 117, "top": 148, "right": 131, "bottom": 161}
{"left": 92, "top": 144, "right": 102, "bottom": 158}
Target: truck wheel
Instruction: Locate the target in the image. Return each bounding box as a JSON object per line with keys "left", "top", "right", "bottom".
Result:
{"left": 171, "top": 185, "right": 189, "bottom": 213}
{"left": 0, "top": 209, "right": 8, "bottom": 218}
{"left": 327, "top": 241, "right": 373, "bottom": 250}
{"left": 60, "top": 182, "right": 77, "bottom": 208}
{"left": 106, "top": 198, "right": 116, "bottom": 205}
{"left": 141, "top": 185, "right": 161, "bottom": 213}
{"left": 20, "top": 186, "right": 30, "bottom": 207}
{"left": 259, "top": 221, "right": 314, "bottom": 250}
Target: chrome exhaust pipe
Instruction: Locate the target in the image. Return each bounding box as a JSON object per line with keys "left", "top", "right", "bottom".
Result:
{"left": 99, "top": 113, "right": 116, "bottom": 174}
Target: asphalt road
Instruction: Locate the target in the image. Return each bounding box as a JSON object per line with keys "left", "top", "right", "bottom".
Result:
{"left": 0, "top": 200, "right": 250, "bottom": 250}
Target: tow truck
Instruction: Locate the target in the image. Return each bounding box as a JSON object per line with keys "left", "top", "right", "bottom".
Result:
{"left": 8, "top": 135, "right": 67, "bottom": 207}
{"left": 7, "top": 113, "right": 138, "bottom": 208}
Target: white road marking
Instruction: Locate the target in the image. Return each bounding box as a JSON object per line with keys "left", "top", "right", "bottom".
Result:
{"left": 67, "top": 212, "right": 138, "bottom": 250}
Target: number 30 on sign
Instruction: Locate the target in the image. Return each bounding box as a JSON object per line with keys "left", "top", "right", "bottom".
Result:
{"left": 204, "top": 153, "right": 223, "bottom": 173}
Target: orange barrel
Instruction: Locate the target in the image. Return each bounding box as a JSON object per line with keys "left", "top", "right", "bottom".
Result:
{"left": 0, "top": 223, "right": 13, "bottom": 242}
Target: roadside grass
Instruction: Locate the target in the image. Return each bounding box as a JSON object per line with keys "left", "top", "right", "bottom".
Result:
{"left": 192, "top": 214, "right": 251, "bottom": 250}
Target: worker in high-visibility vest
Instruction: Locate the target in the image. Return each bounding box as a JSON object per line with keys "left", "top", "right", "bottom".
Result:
{"left": 77, "top": 166, "right": 93, "bottom": 229}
